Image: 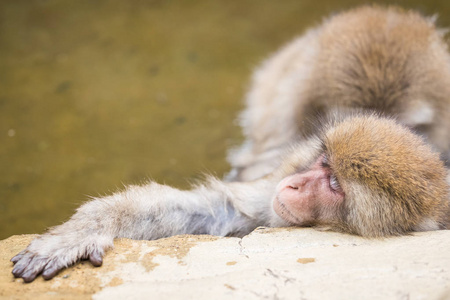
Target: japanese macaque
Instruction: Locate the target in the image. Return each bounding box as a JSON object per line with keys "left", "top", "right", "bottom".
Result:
{"left": 227, "top": 6, "right": 450, "bottom": 181}
{"left": 11, "top": 6, "right": 450, "bottom": 283}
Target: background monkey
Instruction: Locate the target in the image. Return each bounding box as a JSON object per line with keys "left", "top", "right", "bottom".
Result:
{"left": 227, "top": 6, "right": 450, "bottom": 181}
{"left": 11, "top": 6, "right": 450, "bottom": 283}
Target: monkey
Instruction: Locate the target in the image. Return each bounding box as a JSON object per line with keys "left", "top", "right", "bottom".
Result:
{"left": 11, "top": 6, "right": 450, "bottom": 283}
{"left": 227, "top": 6, "right": 450, "bottom": 181}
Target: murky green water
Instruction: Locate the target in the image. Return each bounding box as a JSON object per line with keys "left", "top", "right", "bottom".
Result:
{"left": 1, "top": 0, "right": 449, "bottom": 239}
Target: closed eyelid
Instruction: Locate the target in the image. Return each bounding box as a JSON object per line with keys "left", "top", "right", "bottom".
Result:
{"left": 321, "top": 155, "right": 330, "bottom": 168}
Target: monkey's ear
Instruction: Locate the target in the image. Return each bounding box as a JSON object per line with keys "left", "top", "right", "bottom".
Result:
{"left": 400, "top": 100, "right": 435, "bottom": 127}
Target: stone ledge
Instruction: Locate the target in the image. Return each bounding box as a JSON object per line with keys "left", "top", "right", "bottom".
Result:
{"left": 1, "top": 228, "right": 450, "bottom": 300}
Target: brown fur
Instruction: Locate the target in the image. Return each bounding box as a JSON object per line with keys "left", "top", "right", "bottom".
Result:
{"left": 304, "top": 6, "right": 450, "bottom": 145}
{"left": 324, "top": 116, "right": 449, "bottom": 237}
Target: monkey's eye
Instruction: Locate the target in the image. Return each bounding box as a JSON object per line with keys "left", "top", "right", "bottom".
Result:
{"left": 329, "top": 174, "right": 341, "bottom": 192}
{"left": 321, "top": 155, "right": 330, "bottom": 168}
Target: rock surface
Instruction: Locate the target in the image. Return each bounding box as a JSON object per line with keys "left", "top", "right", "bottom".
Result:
{"left": 1, "top": 228, "right": 450, "bottom": 300}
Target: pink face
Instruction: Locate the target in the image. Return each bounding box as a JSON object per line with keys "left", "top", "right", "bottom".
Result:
{"left": 273, "top": 155, "right": 345, "bottom": 225}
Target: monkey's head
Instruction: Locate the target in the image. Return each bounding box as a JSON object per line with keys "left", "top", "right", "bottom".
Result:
{"left": 274, "top": 115, "right": 449, "bottom": 237}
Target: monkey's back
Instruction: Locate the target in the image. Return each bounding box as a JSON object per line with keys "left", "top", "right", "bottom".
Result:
{"left": 310, "top": 6, "right": 450, "bottom": 161}
{"left": 229, "top": 6, "right": 450, "bottom": 181}
{"left": 312, "top": 7, "right": 449, "bottom": 116}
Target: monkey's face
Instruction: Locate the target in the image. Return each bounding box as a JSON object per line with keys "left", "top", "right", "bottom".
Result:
{"left": 274, "top": 115, "right": 448, "bottom": 237}
{"left": 274, "top": 155, "right": 345, "bottom": 226}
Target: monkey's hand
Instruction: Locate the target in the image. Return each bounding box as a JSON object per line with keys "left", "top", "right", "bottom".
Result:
{"left": 11, "top": 196, "right": 116, "bottom": 283}
{"left": 11, "top": 226, "right": 113, "bottom": 283}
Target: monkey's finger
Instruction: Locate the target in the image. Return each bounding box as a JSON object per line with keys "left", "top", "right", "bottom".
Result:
{"left": 11, "top": 251, "right": 26, "bottom": 264}
{"left": 89, "top": 251, "right": 103, "bottom": 267}
{"left": 12, "top": 255, "right": 32, "bottom": 278}
{"left": 17, "top": 256, "right": 48, "bottom": 283}
{"left": 42, "top": 264, "right": 62, "bottom": 280}
{"left": 21, "top": 269, "right": 40, "bottom": 283}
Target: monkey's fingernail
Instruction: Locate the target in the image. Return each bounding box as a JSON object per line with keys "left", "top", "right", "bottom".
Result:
{"left": 89, "top": 252, "right": 103, "bottom": 267}
{"left": 42, "top": 266, "right": 60, "bottom": 280}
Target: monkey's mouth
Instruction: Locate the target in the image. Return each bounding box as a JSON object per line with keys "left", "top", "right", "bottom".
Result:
{"left": 274, "top": 196, "right": 303, "bottom": 225}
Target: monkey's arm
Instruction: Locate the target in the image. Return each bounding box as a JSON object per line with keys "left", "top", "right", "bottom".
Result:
{"left": 11, "top": 178, "right": 283, "bottom": 282}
